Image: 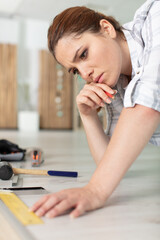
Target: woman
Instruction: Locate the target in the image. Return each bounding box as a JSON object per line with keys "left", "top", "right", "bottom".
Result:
{"left": 30, "top": 0, "right": 160, "bottom": 218}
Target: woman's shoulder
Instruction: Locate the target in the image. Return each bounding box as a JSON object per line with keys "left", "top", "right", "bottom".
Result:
{"left": 123, "top": 0, "right": 160, "bottom": 30}
{"left": 133, "top": 0, "right": 159, "bottom": 19}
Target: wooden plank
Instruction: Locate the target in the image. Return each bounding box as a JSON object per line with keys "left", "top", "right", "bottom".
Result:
{"left": 39, "top": 50, "right": 49, "bottom": 128}
{"left": 11, "top": 45, "right": 17, "bottom": 128}
{"left": 3, "top": 44, "right": 8, "bottom": 128}
{"left": 6, "top": 44, "right": 10, "bottom": 128}
{"left": 1, "top": 44, "right": 6, "bottom": 127}
{"left": 39, "top": 50, "right": 73, "bottom": 129}
{"left": 0, "top": 44, "right": 17, "bottom": 129}
{"left": 38, "top": 51, "right": 43, "bottom": 127}
{"left": 0, "top": 45, "right": 2, "bottom": 127}
{"left": 48, "top": 52, "right": 56, "bottom": 128}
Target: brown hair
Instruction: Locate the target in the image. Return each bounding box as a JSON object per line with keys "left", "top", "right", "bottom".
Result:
{"left": 48, "top": 6, "right": 123, "bottom": 59}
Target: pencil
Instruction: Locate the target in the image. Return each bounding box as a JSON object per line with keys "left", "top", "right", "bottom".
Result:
{"left": 105, "top": 91, "right": 115, "bottom": 99}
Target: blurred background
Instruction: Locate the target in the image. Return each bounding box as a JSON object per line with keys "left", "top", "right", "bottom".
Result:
{"left": 0, "top": 0, "right": 146, "bottom": 131}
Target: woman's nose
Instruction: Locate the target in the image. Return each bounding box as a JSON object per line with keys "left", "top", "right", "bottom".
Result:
{"left": 79, "top": 65, "right": 93, "bottom": 82}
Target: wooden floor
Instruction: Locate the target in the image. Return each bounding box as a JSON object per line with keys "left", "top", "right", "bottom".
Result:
{"left": 0, "top": 130, "right": 160, "bottom": 240}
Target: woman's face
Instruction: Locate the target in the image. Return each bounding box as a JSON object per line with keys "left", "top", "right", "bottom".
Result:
{"left": 55, "top": 29, "right": 123, "bottom": 87}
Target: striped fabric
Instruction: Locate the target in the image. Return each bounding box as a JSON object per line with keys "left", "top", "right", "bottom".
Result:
{"left": 105, "top": 0, "right": 160, "bottom": 146}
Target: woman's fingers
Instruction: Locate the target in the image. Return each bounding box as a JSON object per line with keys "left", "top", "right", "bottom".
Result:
{"left": 35, "top": 195, "right": 61, "bottom": 217}
{"left": 93, "top": 83, "right": 115, "bottom": 94}
{"left": 29, "top": 194, "right": 50, "bottom": 212}
{"left": 82, "top": 84, "right": 116, "bottom": 104}
{"left": 76, "top": 82, "right": 117, "bottom": 114}
{"left": 77, "top": 95, "right": 97, "bottom": 108}
{"left": 30, "top": 193, "right": 64, "bottom": 216}
{"left": 45, "top": 199, "right": 76, "bottom": 218}
{"left": 30, "top": 186, "right": 106, "bottom": 219}
{"left": 77, "top": 90, "right": 105, "bottom": 107}
{"left": 70, "top": 203, "right": 86, "bottom": 218}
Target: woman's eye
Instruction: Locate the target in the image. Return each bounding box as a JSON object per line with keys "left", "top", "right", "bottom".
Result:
{"left": 80, "top": 49, "right": 87, "bottom": 59}
{"left": 73, "top": 68, "right": 79, "bottom": 75}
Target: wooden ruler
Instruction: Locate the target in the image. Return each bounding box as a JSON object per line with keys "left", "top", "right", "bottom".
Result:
{"left": 0, "top": 191, "right": 43, "bottom": 226}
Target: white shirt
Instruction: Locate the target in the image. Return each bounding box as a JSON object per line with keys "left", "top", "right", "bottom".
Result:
{"left": 105, "top": 0, "right": 160, "bottom": 146}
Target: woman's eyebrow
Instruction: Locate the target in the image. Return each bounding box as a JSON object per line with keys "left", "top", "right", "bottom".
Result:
{"left": 68, "top": 46, "right": 83, "bottom": 73}
{"left": 72, "top": 46, "right": 82, "bottom": 62}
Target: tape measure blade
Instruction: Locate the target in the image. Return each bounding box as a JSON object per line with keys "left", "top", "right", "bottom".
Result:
{"left": 0, "top": 192, "right": 43, "bottom": 226}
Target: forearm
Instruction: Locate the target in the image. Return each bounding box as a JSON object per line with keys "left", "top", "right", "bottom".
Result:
{"left": 80, "top": 110, "right": 110, "bottom": 165}
{"left": 31, "top": 106, "right": 160, "bottom": 219}
{"left": 89, "top": 105, "right": 160, "bottom": 199}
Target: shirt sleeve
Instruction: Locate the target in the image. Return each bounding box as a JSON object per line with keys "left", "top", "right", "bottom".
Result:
{"left": 105, "top": 76, "right": 126, "bottom": 136}
{"left": 124, "top": 0, "right": 160, "bottom": 112}
{"left": 105, "top": 95, "right": 123, "bottom": 137}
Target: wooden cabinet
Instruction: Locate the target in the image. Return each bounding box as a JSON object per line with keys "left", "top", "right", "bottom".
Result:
{"left": 0, "top": 44, "right": 17, "bottom": 128}
{"left": 39, "top": 50, "right": 73, "bottom": 129}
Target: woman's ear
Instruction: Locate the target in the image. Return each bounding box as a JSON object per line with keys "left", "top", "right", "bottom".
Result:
{"left": 99, "top": 19, "right": 117, "bottom": 38}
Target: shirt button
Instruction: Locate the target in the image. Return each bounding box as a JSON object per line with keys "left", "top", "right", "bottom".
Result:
{"left": 137, "top": 71, "right": 140, "bottom": 74}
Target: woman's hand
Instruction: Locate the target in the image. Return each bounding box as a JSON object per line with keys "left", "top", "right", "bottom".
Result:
{"left": 76, "top": 83, "right": 116, "bottom": 115}
{"left": 30, "top": 184, "right": 106, "bottom": 218}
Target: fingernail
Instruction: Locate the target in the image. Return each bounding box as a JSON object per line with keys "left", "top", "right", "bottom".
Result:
{"left": 70, "top": 214, "right": 75, "bottom": 219}
{"left": 105, "top": 99, "right": 111, "bottom": 104}
{"left": 36, "top": 209, "right": 43, "bottom": 217}
{"left": 46, "top": 213, "right": 52, "bottom": 218}
{"left": 100, "top": 102, "right": 105, "bottom": 107}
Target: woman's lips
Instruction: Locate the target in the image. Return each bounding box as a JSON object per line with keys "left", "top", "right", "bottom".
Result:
{"left": 94, "top": 73, "right": 104, "bottom": 83}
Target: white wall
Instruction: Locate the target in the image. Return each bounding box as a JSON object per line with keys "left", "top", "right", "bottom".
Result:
{"left": 24, "top": 19, "right": 49, "bottom": 49}
{"left": 0, "top": 17, "right": 49, "bottom": 111}
{"left": 17, "top": 18, "right": 49, "bottom": 110}
{"left": 0, "top": 18, "right": 19, "bottom": 44}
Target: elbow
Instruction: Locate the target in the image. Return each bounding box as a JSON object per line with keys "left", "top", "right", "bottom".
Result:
{"left": 135, "top": 104, "right": 160, "bottom": 122}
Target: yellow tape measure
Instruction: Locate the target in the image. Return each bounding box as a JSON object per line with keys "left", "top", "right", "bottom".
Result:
{"left": 0, "top": 191, "right": 43, "bottom": 226}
